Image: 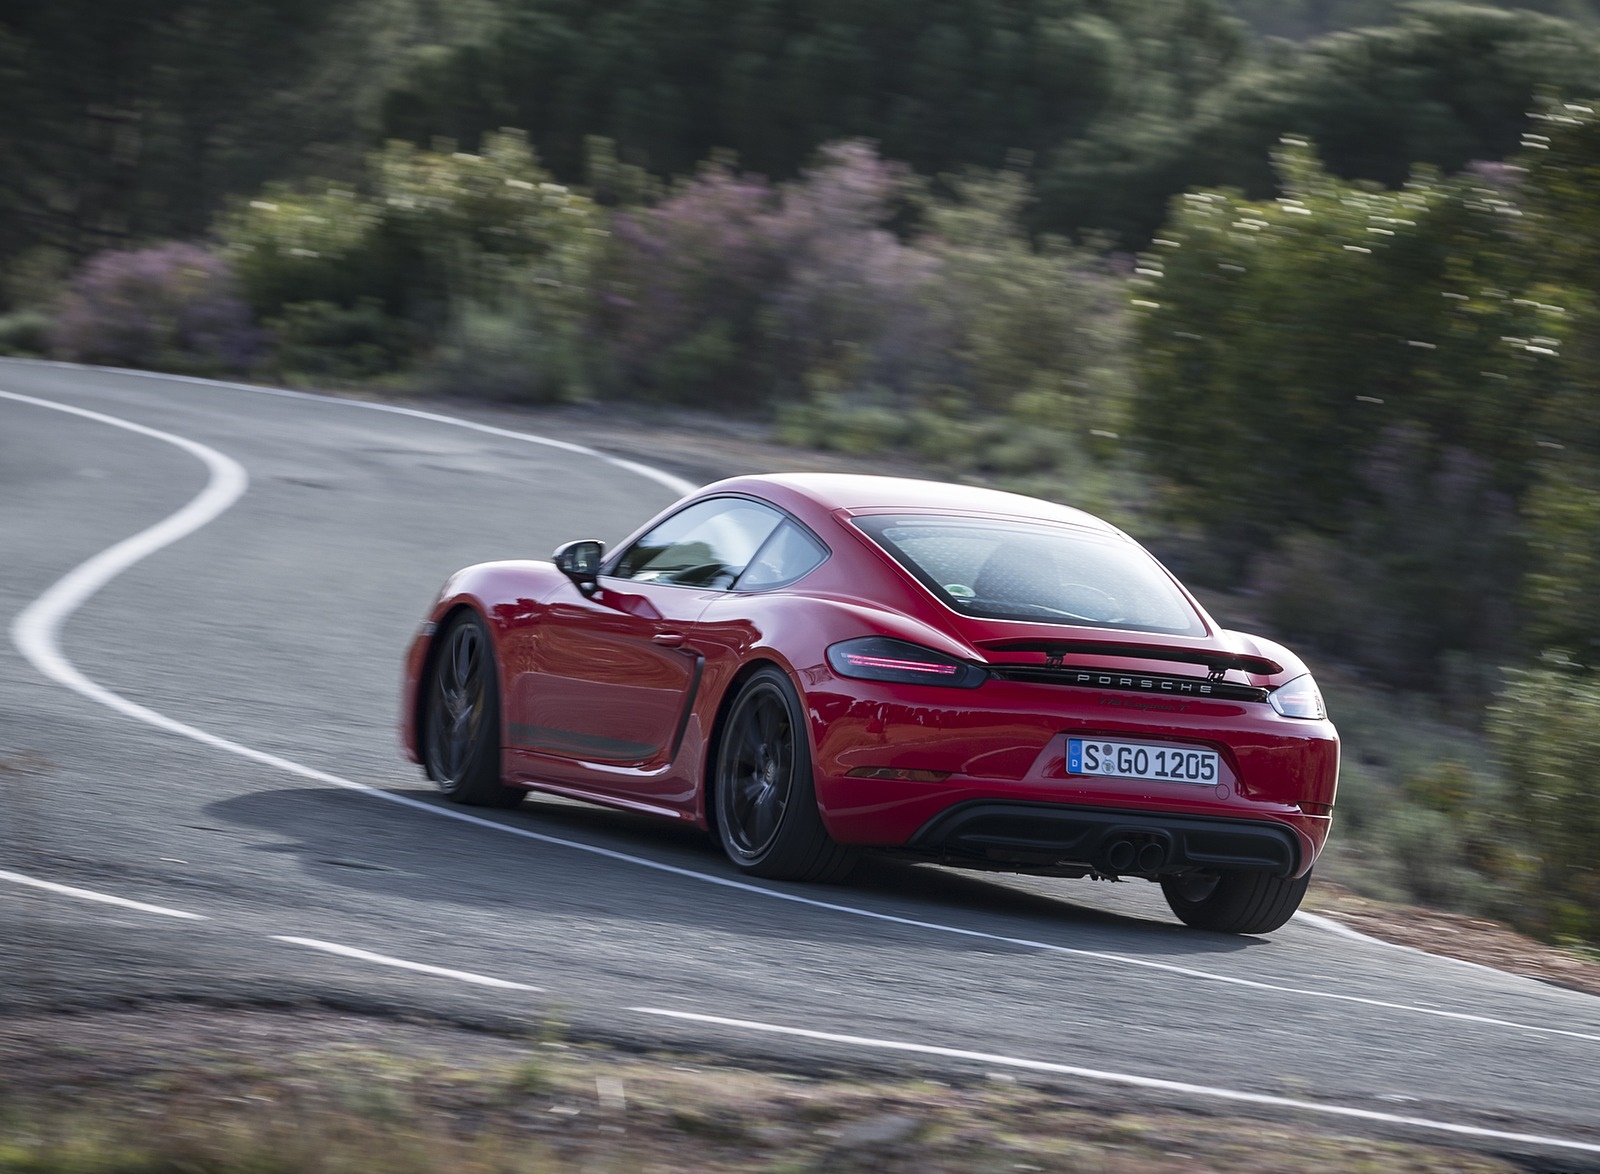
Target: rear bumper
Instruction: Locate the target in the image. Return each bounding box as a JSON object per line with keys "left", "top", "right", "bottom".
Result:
{"left": 804, "top": 675, "right": 1337, "bottom": 876}
{"left": 908, "top": 801, "right": 1301, "bottom": 877}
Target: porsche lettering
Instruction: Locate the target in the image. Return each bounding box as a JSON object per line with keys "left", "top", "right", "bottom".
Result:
{"left": 1073, "top": 671, "right": 1213, "bottom": 695}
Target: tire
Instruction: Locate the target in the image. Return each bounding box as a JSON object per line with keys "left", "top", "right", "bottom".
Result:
{"left": 1160, "top": 868, "right": 1310, "bottom": 935}
{"left": 423, "top": 611, "right": 524, "bottom": 809}
{"left": 713, "top": 667, "right": 858, "bottom": 882}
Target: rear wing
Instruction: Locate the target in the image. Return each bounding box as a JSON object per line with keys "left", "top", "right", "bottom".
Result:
{"left": 978, "top": 639, "right": 1282, "bottom": 678}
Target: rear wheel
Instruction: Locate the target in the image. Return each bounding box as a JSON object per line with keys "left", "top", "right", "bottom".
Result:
{"left": 714, "top": 667, "right": 858, "bottom": 882}
{"left": 423, "top": 611, "right": 524, "bottom": 808}
{"left": 1160, "top": 868, "right": 1309, "bottom": 935}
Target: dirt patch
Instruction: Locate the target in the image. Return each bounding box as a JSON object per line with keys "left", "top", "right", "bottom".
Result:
{"left": 0, "top": 1008, "right": 1524, "bottom": 1174}
{"left": 1304, "top": 880, "right": 1600, "bottom": 998}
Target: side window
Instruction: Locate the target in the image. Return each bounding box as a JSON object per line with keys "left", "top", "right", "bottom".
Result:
{"left": 610, "top": 498, "right": 783, "bottom": 589}
{"left": 734, "top": 520, "right": 828, "bottom": 591}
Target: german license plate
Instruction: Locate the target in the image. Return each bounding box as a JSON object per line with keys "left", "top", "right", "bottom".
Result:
{"left": 1068, "top": 738, "right": 1218, "bottom": 784}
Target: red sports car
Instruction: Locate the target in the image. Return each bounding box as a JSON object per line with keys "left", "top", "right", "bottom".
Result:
{"left": 402, "top": 474, "right": 1337, "bottom": 934}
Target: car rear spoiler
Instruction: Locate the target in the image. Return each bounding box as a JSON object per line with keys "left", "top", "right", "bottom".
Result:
{"left": 978, "top": 639, "right": 1283, "bottom": 677}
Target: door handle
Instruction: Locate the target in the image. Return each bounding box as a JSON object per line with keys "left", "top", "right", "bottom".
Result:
{"left": 652, "top": 632, "right": 685, "bottom": 647}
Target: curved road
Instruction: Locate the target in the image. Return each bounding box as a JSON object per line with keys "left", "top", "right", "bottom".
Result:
{"left": 2, "top": 360, "right": 1597, "bottom": 1167}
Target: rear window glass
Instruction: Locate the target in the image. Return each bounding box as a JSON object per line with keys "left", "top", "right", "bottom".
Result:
{"left": 855, "top": 515, "right": 1204, "bottom": 636}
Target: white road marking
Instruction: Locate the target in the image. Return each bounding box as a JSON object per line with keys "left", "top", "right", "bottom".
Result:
{"left": 6, "top": 380, "right": 1600, "bottom": 1052}
{"left": 633, "top": 1007, "right": 1600, "bottom": 1155}
{"left": 1296, "top": 910, "right": 1387, "bottom": 943}
{"left": 273, "top": 936, "right": 540, "bottom": 990}
{"left": 1294, "top": 910, "right": 1512, "bottom": 978}
{"left": 18, "top": 359, "right": 699, "bottom": 497}
{"left": 0, "top": 867, "right": 206, "bottom": 920}
{"left": 1, "top": 388, "right": 249, "bottom": 721}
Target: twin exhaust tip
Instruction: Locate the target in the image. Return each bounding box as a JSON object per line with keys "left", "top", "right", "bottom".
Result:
{"left": 1104, "top": 837, "right": 1169, "bottom": 875}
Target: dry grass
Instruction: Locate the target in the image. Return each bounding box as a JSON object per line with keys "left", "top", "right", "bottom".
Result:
{"left": 0, "top": 1009, "right": 1521, "bottom": 1174}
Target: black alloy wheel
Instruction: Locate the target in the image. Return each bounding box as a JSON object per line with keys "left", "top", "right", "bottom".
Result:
{"left": 714, "top": 667, "right": 857, "bottom": 882}
{"left": 424, "top": 611, "right": 524, "bottom": 808}
{"left": 722, "top": 681, "right": 794, "bottom": 858}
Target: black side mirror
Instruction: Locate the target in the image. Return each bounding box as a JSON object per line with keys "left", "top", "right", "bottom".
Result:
{"left": 552, "top": 539, "right": 605, "bottom": 595}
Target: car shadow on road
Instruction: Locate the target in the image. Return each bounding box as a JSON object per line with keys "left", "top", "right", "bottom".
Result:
{"left": 206, "top": 785, "right": 1264, "bottom": 961}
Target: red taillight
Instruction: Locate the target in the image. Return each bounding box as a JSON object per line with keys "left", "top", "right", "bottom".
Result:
{"left": 826, "top": 637, "right": 987, "bottom": 688}
{"left": 839, "top": 653, "right": 959, "bottom": 676}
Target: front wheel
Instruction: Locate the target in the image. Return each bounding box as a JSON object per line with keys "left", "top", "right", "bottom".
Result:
{"left": 1160, "top": 868, "right": 1309, "bottom": 935}
{"left": 713, "top": 667, "right": 858, "bottom": 883}
{"left": 423, "top": 611, "right": 524, "bottom": 809}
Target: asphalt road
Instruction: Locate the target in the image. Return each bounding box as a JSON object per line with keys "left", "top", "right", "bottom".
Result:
{"left": 3, "top": 360, "right": 1598, "bottom": 1168}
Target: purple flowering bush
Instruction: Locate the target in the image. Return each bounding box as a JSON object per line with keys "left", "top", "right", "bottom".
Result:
{"left": 596, "top": 141, "right": 936, "bottom": 407}
{"left": 52, "top": 243, "right": 259, "bottom": 373}
{"left": 594, "top": 138, "right": 1127, "bottom": 484}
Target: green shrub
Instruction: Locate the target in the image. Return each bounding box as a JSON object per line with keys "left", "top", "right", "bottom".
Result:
{"left": 221, "top": 184, "right": 393, "bottom": 320}
{"left": 265, "top": 299, "right": 417, "bottom": 382}
{"left": 1378, "top": 803, "right": 1485, "bottom": 911}
{"left": 775, "top": 393, "right": 911, "bottom": 454}
{"left": 1523, "top": 454, "right": 1600, "bottom": 666}
{"left": 1488, "top": 660, "right": 1600, "bottom": 941}
{"left": 904, "top": 409, "right": 1009, "bottom": 468}
{"left": 1401, "top": 761, "right": 1475, "bottom": 816}
{"left": 0, "top": 309, "right": 50, "bottom": 356}
{"left": 922, "top": 168, "right": 1128, "bottom": 434}
{"left": 221, "top": 130, "right": 604, "bottom": 383}
{"left": 1, "top": 246, "right": 69, "bottom": 310}
{"left": 420, "top": 304, "right": 581, "bottom": 402}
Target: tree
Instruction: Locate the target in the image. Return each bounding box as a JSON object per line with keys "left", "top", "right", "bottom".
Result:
{"left": 1040, "top": 4, "right": 1600, "bottom": 243}
{"left": 0, "top": 0, "right": 492, "bottom": 306}
{"left": 1132, "top": 139, "right": 1559, "bottom": 553}
{"left": 1517, "top": 100, "right": 1600, "bottom": 660}
{"left": 378, "top": 0, "right": 1249, "bottom": 240}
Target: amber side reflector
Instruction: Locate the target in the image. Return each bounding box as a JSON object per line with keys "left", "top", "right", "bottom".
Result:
{"left": 1298, "top": 801, "right": 1334, "bottom": 816}
{"left": 846, "top": 767, "right": 952, "bottom": 783}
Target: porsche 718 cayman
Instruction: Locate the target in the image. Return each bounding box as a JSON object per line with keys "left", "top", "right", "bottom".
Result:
{"left": 402, "top": 474, "right": 1338, "bottom": 934}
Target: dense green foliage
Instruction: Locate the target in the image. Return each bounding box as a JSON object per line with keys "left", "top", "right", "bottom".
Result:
{"left": 4, "top": 0, "right": 1597, "bottom": 285}
{"left": 371, "top": 2, "right": 1600, "bottom": 246}
{"left": 1516, "top": 102, "right": 1600, "bottom": 673}
{"left": 1132, "top": 143, "right": 1555, "bottom": 546}
{"left": 380, "top": 0, "right": 1246, "bottom": 191}
{"left": 1051, "top": 4, "right": 1600, "bottom": 242}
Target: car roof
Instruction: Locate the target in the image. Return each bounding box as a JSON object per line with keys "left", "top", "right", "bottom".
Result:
{"left": 707, "top": 473, "right": 1120, "bottom": 533}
